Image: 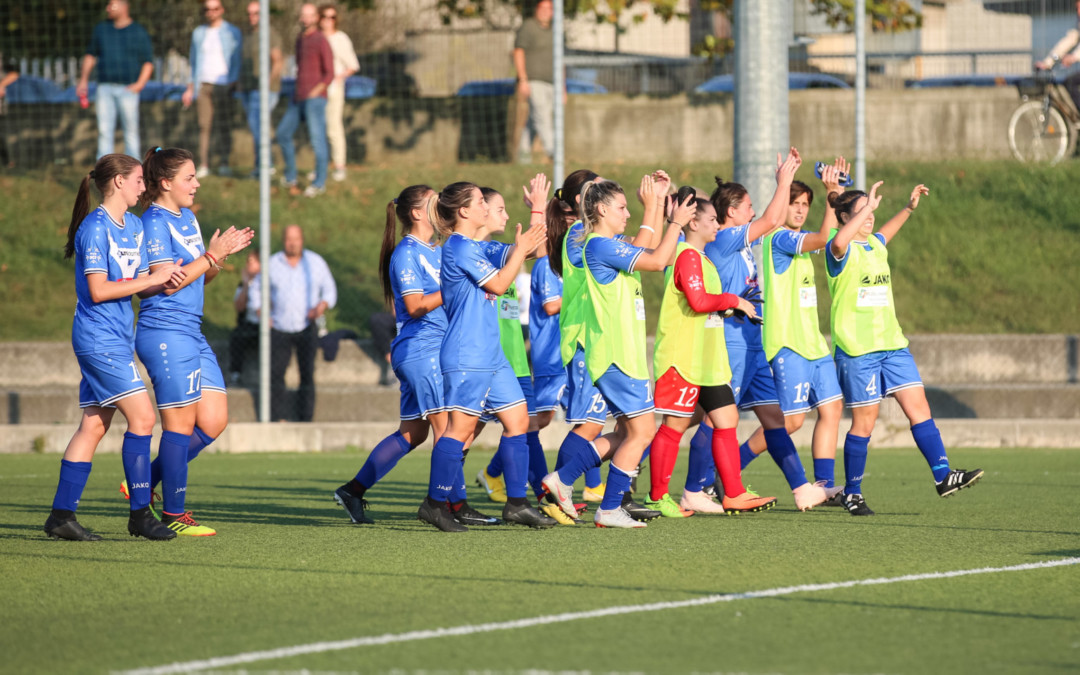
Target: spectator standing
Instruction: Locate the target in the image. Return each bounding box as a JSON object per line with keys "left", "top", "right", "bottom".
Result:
{"left": 0, "top": 58, "right": 18, "bottom": 168}
{"left": 513, "top": 0, "right": 555, "bottom": 164}
{"left": 319, "top": 4, "right": 360, "bottom": 183}
{"left": 276, "top": 3, "right": 333, "bottom": 198}
{"left": 250, "top": 224, "right": 337, "bottom": 421}
{"left": 77, "top": 0, "right": 154, "bottom": 160}
{"left": 239, "top": 0, "right": 284, "bottom": 177}
{"left": 229, "top": 249, "right": 261, "bottom": 384}
{"left": 182, "top": 0, "right": 243, "bottom": 178}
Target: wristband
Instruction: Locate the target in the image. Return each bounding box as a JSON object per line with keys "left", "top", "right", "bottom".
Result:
{"left": 640, "top": 225, "right": 655, "bottom": 233}
{"left": 530, "top": 210, "right": 544, "bottom": 214}
{"left": 204, "top": 252, "right": 222, "bottom": 270}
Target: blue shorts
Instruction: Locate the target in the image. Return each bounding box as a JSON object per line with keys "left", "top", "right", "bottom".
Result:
{"left": 595, "top": 365, "right": 654, "bottom": 419}
{"left": 443, "top": 363, "right": 525, "bottom": 417}
{"left": 533, "top": 372, "right": 568, "bottom": 413}
{"left": 481, "top": 375, "right": 536, "bottom": 422}
{"left": 136, "top": 327, "right": 226, "bottom": 409}
{"left": 77, "top": 351, "right": 148, "bottom": 409}
{"left": 729, "top": 348, "right": 779, "bottom": 410}
{"left": 771, "top": 348, "right": 844, "bottom": 415}
{"left": 565, "top": 346, "right": 608, "bottom": 424}
{"left": 835, "top": 346, "right": 923, "bottom": 408}
{"left": 394, "top": 356, "right": 445, "bottom": 420}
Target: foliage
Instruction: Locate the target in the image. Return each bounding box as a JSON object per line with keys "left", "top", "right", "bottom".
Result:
{"left": 810, "top": 0, "right": 922, "bottom": 32}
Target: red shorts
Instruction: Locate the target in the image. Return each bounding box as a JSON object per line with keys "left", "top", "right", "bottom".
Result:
{"left": 653, "top": 367, "right": 702, "bottom": 417}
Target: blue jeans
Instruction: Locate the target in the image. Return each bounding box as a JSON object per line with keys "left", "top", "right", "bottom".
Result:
{"left": 275, "top": 96, "right": 327, "bottom": 188}
{"left": 96, "top": 83, "right": 140, "bottom": 159}
{"left": 241, "top": 90, "right": 280, "bottom": 168}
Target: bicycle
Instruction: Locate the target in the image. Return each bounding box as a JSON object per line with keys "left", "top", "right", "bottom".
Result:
{"left": 1007, "top": 69, "right": 1080, "bottom": 164}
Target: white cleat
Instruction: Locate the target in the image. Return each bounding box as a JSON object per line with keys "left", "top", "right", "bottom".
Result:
{"left": 540, "top": 472, "right": 577, "bottom": 518}
{"left": 594, "top": 506, "right": 647, "bottom": 528}
{"left": 792, "top": 481, "right": 829, "bottom": 511}
{"left": 679, "top": 489, "right": 727, "bottom": 515}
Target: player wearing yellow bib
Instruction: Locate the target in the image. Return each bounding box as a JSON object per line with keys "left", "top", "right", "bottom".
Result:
{"left": 827, "top": 181, "right": 983, "bottom": 516}
{"left": 648, "top": 190, "right": 777, "bottom": 518}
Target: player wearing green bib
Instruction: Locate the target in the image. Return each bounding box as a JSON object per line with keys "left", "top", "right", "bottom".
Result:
{"left": 826, "top": 181, "right": 983, "bottom": 516}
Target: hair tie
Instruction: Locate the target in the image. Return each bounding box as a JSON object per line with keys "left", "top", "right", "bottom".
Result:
{"left": 154, "top": 146, "right": 162, "bottom": 153}
{"left": 393, "top": 198, "right": 398, "bottom": 205}
{"left": 554, "top": 188, "right": 563, "bottom": 201}
{"left": 88, "top": 170, "right": 96, "bottom": 179}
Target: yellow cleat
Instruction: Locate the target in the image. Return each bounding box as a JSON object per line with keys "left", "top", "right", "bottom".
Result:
{"left": 539, "top": 501, "right": 578, "bottom": 525}
{"left": 161, "top": 511, "right": 217, "bottom": 537}
{"left": 475, "top": 469, "right": 507, "bottom": 503}
{"left": 582, "top": 482, "right": 606, "bottom": 503}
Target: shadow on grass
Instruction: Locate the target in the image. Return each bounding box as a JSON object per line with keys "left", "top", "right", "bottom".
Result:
{"left": 774, "top": 594, "right": 1073, "bottom": 622}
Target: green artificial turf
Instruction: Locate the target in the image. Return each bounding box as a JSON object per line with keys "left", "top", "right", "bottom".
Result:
{"left": 1, "top": 447, "right": 1078, "bottom": 674}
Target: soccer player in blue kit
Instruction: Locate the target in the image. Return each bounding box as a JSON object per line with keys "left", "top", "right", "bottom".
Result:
{"left": 46, "top": 154, "right": 185, "bottom": 541}
{"left": 129, "top": 147, "right": 252, "bottom": 537}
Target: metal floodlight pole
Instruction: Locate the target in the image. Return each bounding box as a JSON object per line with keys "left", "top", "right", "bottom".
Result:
{"left": 553, "top": 0, "right": 565, "bottom": 187}
{"left": 854, "top": 0, "right": 867, "bottom": 190}
{"left": 258, "top": 0, "right": 271, "bottom": 423}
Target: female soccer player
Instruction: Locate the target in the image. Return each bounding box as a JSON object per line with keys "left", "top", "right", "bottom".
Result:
{"left": 691, "top": 149, "right": 836, "bottom": 512}
{"left": 134, "top": 147, "right": 253, "bottom": 537}
{"left": 648, "top": 189, "right": 775, "bottom": 518}
{"left": 827, "top": 181, "right": 983, "bottom": 515}
{"left": 419, "top": 181, "right": 550, "bottom": 532}
{"left": 45, "top": 154, "right": 185, "bottom": 541}
{"left": 543, "top": 178, "right": 689, "bottom": 528}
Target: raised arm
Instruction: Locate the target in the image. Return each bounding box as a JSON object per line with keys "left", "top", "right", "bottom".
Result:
{"left": 830, "top": 181, "right": 883, "bottom": 259}
{"left": 748, "top": 147, "right": 802, "bottom": 242}
{"left": 629, "top": 174, "right": 661, "bottom": 248}
{"left": 633, "top": 193, "right": 695, "bottom": 272}
{"left": 482, "top": 222, "right": 546, "bottom": 296}
{"left": 802, "top": 157, "right": 849, "bottom": 253}
{"left": 877, "top": 184, "right": 928, "bottom": 244}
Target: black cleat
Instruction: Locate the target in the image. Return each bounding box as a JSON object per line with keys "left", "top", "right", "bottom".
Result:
{"left": 418, "top": 498, "right": 468, "bottom": 532}
{"left": 127, "top": 506, "right": 177, "bottom": 540}
{"left": 334, "top": 485, "right": 374, "bottom": 524}
{"left": 936, "top": 468, "right": 984, "bottom": 497}
{"left": 502, "top": 501, "right": 557, "bottom": 529}
{"left": 840, "top": 492, "right": 875, "bottom": 516}
{"left": 621, "top": 493, "right": 662, "bottom": 522}
{"left": 703, "top": 480, "right": 720, "bottom": 499}
{"left": 453, "top": 501, "right": 500, "bottom": 526}
{"left": 44, "top": 511, "right": 101, "bottom": 541}
{"left": 822, "top": 490, "right": 845, "bottom": 507}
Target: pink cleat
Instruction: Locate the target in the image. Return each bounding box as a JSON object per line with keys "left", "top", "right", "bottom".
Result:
{"left": 792, "top": 481, "right": 829, "bottom": 511}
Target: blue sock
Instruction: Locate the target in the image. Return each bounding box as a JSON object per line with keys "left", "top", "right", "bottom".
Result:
{"left": 158, "top": 430, "right": 191, "bottom": 515}
{"left": 52, "top": 459, "right": 92, "bottom": 512}
{"left": 151, "top": 426, "right": 215, "bottom": 490}
{"left": 764, "top": 428, "right": 808, "bottom": 490}
{"left": 486, "top": 445, "right": 505, "bottom": 479}
{"left": 843, "top": 433, "right": 870, "bottom": 495}
{"left": 739, "top": 441, "right": 758, "bottom": 470}
{"left": 556, "top": 432, "right": 600, "bottom": 485}
{"left": 911, "top": 419, "right": 950, "bottom": 482}
{"left": 498, "top": 434, "right": 530, "bottom": 500}
{"left": 813, "top": 458, "right": 836, "bottom": 488}
{"left": 428, "top": 437, "right": 463, "bottom": 501}
{"left": 121, "top": 431, "right": 153, "bottom": 511}
{"left": 600, "top": 463, "right": 632, "bottom": 510}
{"left": 356, "top": 430, "right": 411, "bottom": 489}
{"left": 684, "top": 424, "right": 713, "bottom": 493}
{"left": 450, "top": 459, "right": 468, "bottom": 503}
{"left": 525, "top": 431, "right": 548, "bottom": 498}
{"left": 584, "top": 466, "right": 602, "bottom": 489}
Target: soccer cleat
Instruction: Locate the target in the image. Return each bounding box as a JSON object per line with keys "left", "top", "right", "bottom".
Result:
{"left": 127, "top": 506, "right": 177, "bottom": 540}
{"left": 721, "top": 491, "right": 777, "bottom": 515}
{"left": 594, "top": 506, "right": 647, "bottom": 528}
{"left": 44, "top": 512, "right": 101, "bottom": 541}
{"left": 502, "top": 501, "right": 557, "bottom": 529}
{"left": 417, "top": 498, "right": 468, "bottom": 533}
{"left": 539, "top": 501, "right": 579, "bottom": 525}
{"left": 644, "top": 493, "right": 694, "bottom": 518}
{"left": 840, "top": 492, "right": 875, "bottom": 516}
{"left": 679, "top": 489, "right": 726, "bottom": 515}
{"left": 540, "top": 472, "right": 577, "bottom": 518}
{"left": 582, "top": 482, "right": 606, "bottom": 503}
{"left": 792, "top": 481, "right": 829, "bottom": 511}
{"left": 453, "top": 501, "right": 500, "bottom": 526}
{"left": 703, "top": 481, "right": 720, "bottom": 499}
{"left": 476, "top": 469, "right": 507, "bottom": 504}
{"left": 334, "top": 485, "right": 374, "bottom": 524}
{"left": 161, "top": 511, "right": 217, "bottom": 537}
{"left": 119, "top": 479, "right": 162, "bottom": 514}
{"left": 621, "top": 493, "right": 662, "bottom": 522}
{"left": 936, "top": 468, "right": 984, "bottom": 497}
{"left": 823, "top": 490, "right": 845, "bottom": 507}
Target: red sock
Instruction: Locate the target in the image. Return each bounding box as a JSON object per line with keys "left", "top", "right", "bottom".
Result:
{"left": 712, "top": 427, "right": 745, "bottom": 498}
{"left": 648, "top": 424, "right": 683, "bottom": 501}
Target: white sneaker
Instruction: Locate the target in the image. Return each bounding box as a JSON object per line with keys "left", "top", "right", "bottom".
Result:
{"left": 195, "top": 165, "right": 210, "bottom": 179}
{"left": 332, "top": 168, "right": 346, "bottom": 182}
{"left": 306, "top": 170, "right": 316, "bottom": 182}
{"left": 594, "top": 506, "right": 646, "bottom": 528}
{"left": 540, "top": 472, "right": 577, "bottom": 518}
{"left": 303, "top": 185, "right": 325, "bottom": 198}
{"left": 792, "top": 481, "right": 829, "bottom": 511}
{"left": 679, "top": 489, "right": 726, "bottom": 515}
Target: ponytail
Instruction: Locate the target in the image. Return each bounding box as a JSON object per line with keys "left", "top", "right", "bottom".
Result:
{"left": 64, "top": 153, "right": 142, "bottom": 259}
{"left": 429, "top": 181, "right": 477, "bottom": 239}
{"left": 379, "top": 199, "right": 398, "bottom": 305}
{"left": 546, "top": 168, "right": 598, "bottom": 277}
{"left": 380, "top": 184, "right": 435, "bottom": 305}
{"left": 64, "top": 175, "right": 93, "bottom": 259}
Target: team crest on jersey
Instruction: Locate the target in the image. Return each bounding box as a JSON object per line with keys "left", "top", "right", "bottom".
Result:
{"left": 399, "top": 268, "right": 418, "bottom": 285}
{"left": 613, "top": 242, "right": 635, "bottom": 258}
{"left": 686, "top": 274, "right": 703, "bottom": 291}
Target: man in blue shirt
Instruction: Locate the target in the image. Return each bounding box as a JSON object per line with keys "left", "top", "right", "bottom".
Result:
{"left": 76, "top": 0, "right": 154, "bottom": 159}
{"left": 251, "top": 224, "right": 337, "bottom": 421}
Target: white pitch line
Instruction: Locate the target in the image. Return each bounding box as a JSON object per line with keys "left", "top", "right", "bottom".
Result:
{"left": 117, "top": 557, "right": 1080, "bottom": 675}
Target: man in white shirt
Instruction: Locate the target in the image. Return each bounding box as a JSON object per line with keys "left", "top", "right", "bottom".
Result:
{"left": 183, "top": 0, "right": 242, "bottom": 177}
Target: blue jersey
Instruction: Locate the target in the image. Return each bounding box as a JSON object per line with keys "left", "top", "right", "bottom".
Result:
{"left": 440, "top": 233, "right": 510, "bottom": 372}
{"left": 703, "top": 224, "right": 761, "bottom": 351}
{"left": 72, "top": 207, "right": 149, "bottom": 355}
{"left": 583, "top": 236, "right": 644, "bottom": 281}
{"left": 529, "top": 255, "right": 563, "bottom": 377}
{"left": 389, "top": 235, "right": 448, "bottom": 363}
{"left": 137, "top": 204, "right": 206, "bottom": 331}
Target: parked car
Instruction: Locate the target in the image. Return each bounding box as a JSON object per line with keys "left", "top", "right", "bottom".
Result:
{"left": 904, "top": 74, "right": 1029, "bottom": 89}
{"left": 456, "top": 78, "right": 607, "bottom": 96}
{"left": 694, "top": 72, "right": 851, "bottom": 94}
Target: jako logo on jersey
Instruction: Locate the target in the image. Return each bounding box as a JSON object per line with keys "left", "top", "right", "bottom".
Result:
{"left": 859, "top": 273, "right": 890, "bottom": 286}
{"left": 801, "top": 276, "right": 813, "bottom": 286}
